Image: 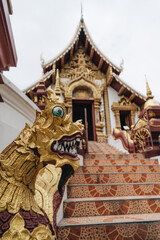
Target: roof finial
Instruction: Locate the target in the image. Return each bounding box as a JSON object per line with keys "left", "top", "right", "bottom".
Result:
{"left": 145, "top": 75, "right": 153, "bottom": 99}
{"left": 40, "top": 54, "right": 45, "bottom": 67}
{"left": 81, "top": 3, "right": 84, "bottom": 22}
{"left": 120, "top": 58, "right": 124, "bottom": 71}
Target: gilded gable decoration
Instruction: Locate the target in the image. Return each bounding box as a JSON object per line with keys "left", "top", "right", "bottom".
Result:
{"left": 60, "top": 47, "right": 106, "bottom": 81}
{"left": 72, "top": 86, "right": 93, "bottom": 99}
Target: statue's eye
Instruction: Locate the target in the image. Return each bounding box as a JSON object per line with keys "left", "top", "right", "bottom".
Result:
{"left": 52, "top": 106, "right": 64, "bottom": 118}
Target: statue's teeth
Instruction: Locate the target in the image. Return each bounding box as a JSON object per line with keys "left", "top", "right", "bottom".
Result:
{"left": 73, "top": 140, "right": 76, "bottom": 145}
{"left": 70, "top": 141, "right": 73, "bottom": 146}
{"left": 71, "top": 149, "right": 74, "bottom": 154}
{"left": 72, "top": 148, "right": 77, "bottom": 154}
{"left": 61, "top": 146, "right": 64, "bottom": 152}
{"left": 76, "top": 138, "right": 80, "bottom": 142}
{"left": 54, "top": 141, "right": 58, "bottom": 150}
{"left": 64, "top": 141, "right": 67, "bottom": 147}
{"left": 58, "top": 144, "right": 61, "bottom": 151}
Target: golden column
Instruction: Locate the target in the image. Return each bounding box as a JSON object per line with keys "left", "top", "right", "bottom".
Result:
{"left": 104, "top": 85, "right": 111, "bottom": 137}
{"left": 114, "top": 110, "right": 121, "bottom": 129}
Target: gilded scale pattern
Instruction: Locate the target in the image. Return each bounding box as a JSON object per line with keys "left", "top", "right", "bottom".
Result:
{"left": 0, "top": 89, "right": 83, "bottom": 239}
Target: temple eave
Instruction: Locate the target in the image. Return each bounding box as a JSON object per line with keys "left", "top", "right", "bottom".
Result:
{"left": 43, "top": 20, "right": 121, "bottom": 76}
{"left": 109, "top": 73, "right": 146, "bottom": 107}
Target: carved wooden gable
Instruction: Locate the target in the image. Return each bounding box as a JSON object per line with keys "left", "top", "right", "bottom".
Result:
{"left": 60, "top": 46, "right": 105, "bottom": 82}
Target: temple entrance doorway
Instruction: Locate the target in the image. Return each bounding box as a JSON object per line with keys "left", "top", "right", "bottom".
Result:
{"left": 72, "top": 100, "right": 96, "bottom": 141}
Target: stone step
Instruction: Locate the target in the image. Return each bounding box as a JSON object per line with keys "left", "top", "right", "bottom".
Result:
{"left": 84, "top": 158, "right": 158, "bottom": 166}
{"left": 87, "top": 142, "right": 123, "bottom": 154}
{"left": 69, "top": 172, "right": 160, "bottom": 184}
{"left": 77, "top": 164, "right": 160, "bottom": 173}
{"left": 67, "top": 183, "right": 160, "bottom": 198}
{"left": 57, "top": 213, "right": 160, "bottom": 240}
{"left": 85, "top": 153, "right": 145, "bottom": 160}
{"left": 64, "top": 195, "right": 160, "bottom": 218}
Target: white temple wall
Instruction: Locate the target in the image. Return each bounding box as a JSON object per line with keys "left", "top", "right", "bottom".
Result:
{"left": 107, "top": 86, "right": 128, "bottom": 152}
{"left": 0, "top": 75, "right": 39, "bottom": 152}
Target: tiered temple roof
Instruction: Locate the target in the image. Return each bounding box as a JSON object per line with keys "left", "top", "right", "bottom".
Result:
{"left": 25, "top": 17, "right": 146, "bottom": 108}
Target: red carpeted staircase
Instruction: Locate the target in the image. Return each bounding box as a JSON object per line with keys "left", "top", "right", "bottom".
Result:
{"left": 57, "top": 142, "right": 160, "bottom": 240}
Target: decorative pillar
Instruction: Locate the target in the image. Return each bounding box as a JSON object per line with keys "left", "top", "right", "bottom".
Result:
{"left": 64, "top": 97, "right": 72, "bottom": 115}
{"left": 114, "top": 110, "right": 121, "bottom": 129}
{"left": 94, "top": 99, "right": 101, "bottom": 124}
{"left": 94, "top": 98, "right": 107, "bottom": 143}
{"left": 131, "top": 110, "right": 135, "bottom": 125}
{"left": 104, "top": 85, "right": 111, "bottom": 137}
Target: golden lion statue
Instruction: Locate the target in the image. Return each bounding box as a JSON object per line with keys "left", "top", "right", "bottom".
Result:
{"left": 0, "top": 89, "right": 83, "bottom": 239}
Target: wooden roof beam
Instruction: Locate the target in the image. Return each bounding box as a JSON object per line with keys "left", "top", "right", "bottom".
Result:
{"left": 75, "top": 39, "right": 79, "bottom": 51}
{"left": 70, "top": 47, "right": 74, "bottom": 60}
{"left": 129, "top": 93, "right": 135, "bottom": 101}
{"left": 107, "top": 75, "right": 113, "bottom": 86}
{"left": 61, "top": 55, "right": 65, "bottom": 68}
{"left": 85, "top": 38, "right": 88, "bottom": 52}
{"left": 98, "top": 58, "right": 103, "bottom": 70}
{"left": 106, "top": 66, "right": 113, "bottom": 86}
{"left": 90, "top": 47, "right": 94, "bottom": 60}
{"left": 118, "top": 86, "right": 125, "bottom": 96}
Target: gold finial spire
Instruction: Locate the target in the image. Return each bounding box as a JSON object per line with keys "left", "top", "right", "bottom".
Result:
{"left": 40, "top": 54, "right": 45, "bottom": 67}
{"left": 81, "top": 3, "right": 84, "bottom": 22}
{"left": 120, "top": 58, "right": 124, "bottom": 71}
{"left": 55, "top": 69, "right": 61, "bottom": 96}
{"left": 145, "top": 75, "right": 153, "bottom": 99}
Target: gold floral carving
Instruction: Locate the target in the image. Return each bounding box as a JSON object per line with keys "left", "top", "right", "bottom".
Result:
{"left": 62, "top": 77, "right": 104, "bottom": 101}
{"left": 133, "top": 127, "right": 151, "bottom": 151}
{"left": 1, "top": 213, "right": 55, "bottom": 240}
{"left": 1, "top": 213, "right": 30, "bottom": 240}
{"left": 31, "top": 224, "right": 55, "bottom": 240}
{"left": 60, "top": 46, "right": 105, "bottom": 81}
{"left": 72, "top": 87, "right": 93, "bottom": 99}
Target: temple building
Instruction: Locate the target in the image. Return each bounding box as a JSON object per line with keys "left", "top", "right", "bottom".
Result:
{"left": 2, "top": 5, "right": 160, "bottom": 239}
{"left": 25, "top": 17, "right": 147, "bottom": 151}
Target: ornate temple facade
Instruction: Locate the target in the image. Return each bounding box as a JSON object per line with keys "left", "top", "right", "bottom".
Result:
{"left": 25, "top": 17, "right": 147, "bottom": 148}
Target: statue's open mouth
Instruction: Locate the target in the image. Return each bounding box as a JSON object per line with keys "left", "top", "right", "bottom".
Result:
{"left": 51, "top": 133, "right": 82, "bottom": 160}
{"left": 58, "top": 164, "right": 74, "bottom": 196}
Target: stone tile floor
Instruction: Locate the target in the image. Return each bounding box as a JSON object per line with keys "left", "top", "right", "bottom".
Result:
{"left": 57, "top": 142, "right": 160, "bottom": 240}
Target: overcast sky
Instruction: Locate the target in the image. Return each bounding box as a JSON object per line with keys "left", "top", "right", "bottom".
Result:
{"left": 5, "top": 0, "right": 160, "bottom": 101}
